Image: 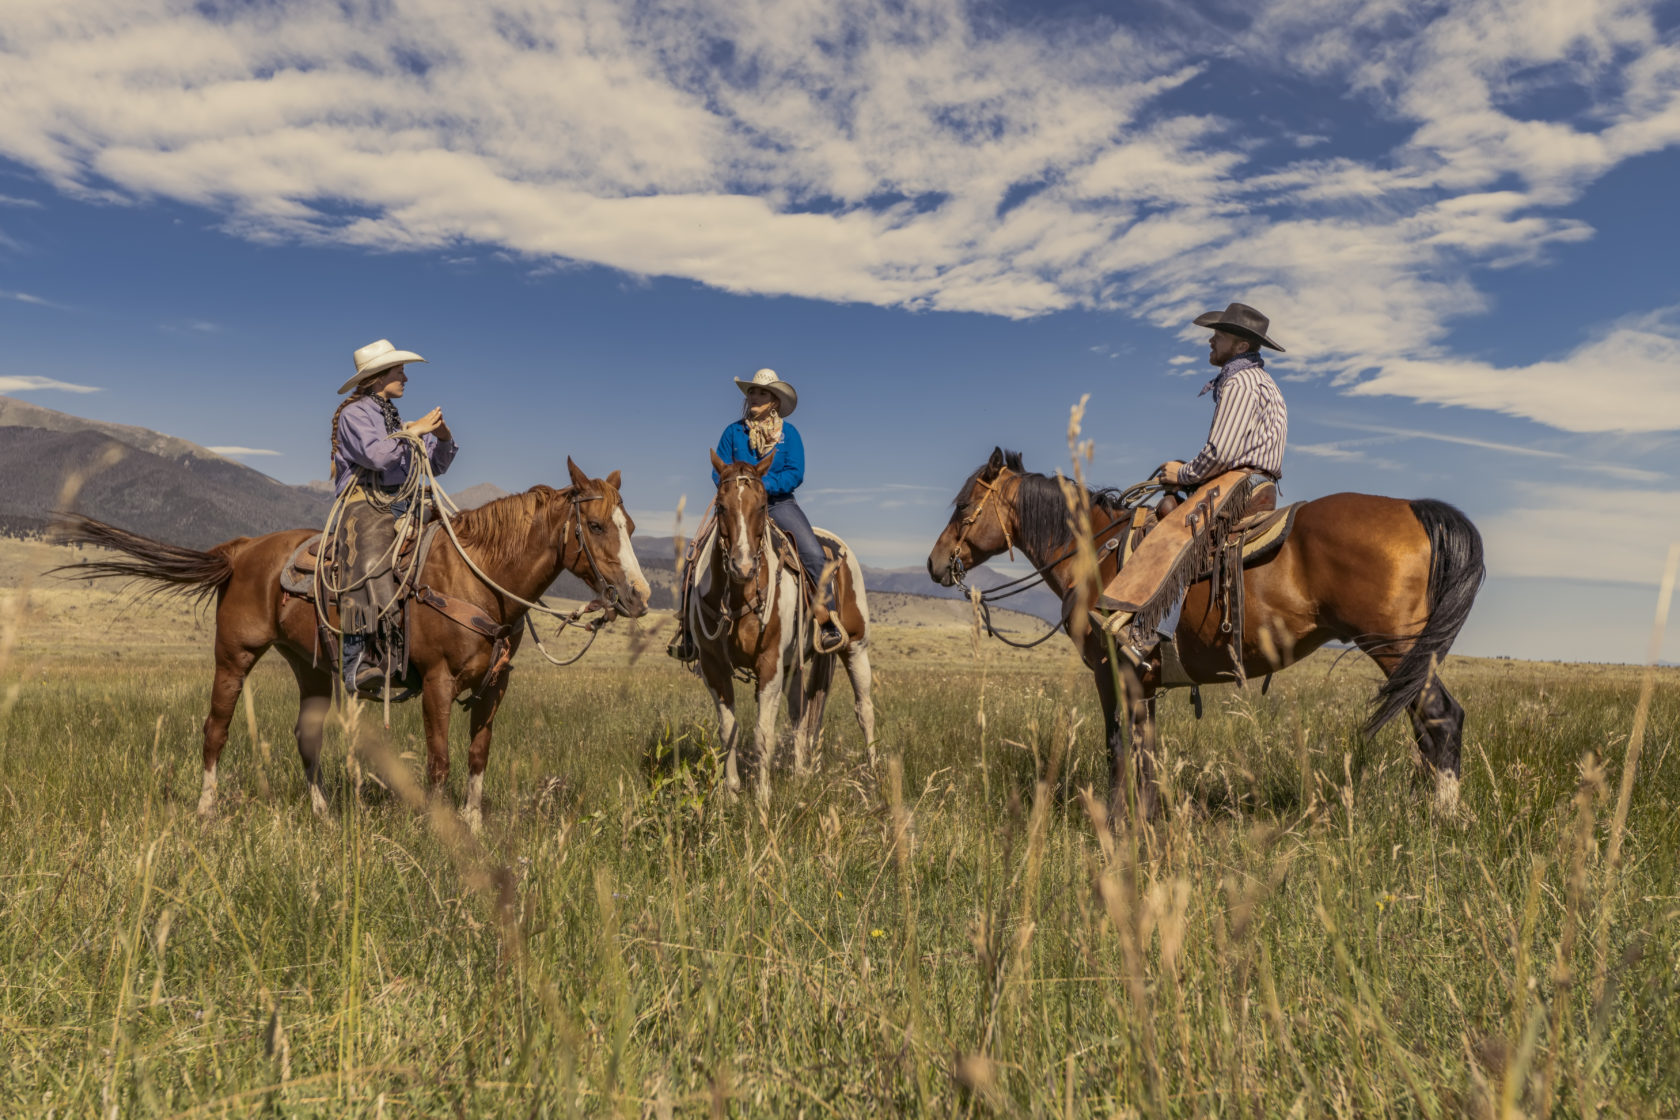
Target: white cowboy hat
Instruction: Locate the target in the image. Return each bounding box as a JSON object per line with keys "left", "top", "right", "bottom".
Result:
{"left": 733, "top": 368, "right": 797, "bottom": 417}
{"left": 338, "top": 338, "right": 427, "bottom": 395}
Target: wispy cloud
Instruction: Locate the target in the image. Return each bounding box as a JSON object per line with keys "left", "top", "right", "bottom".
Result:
{"left": 1321, "top": 419, "right": 1668, "bottom": 482}
{"left": 0, "top": 0, "right": 1676, "bottom": 429}
{"left": 0, "top": 375, "right": 100, "bottom": 393}
{"left": 0, "top": 194, "right": 41, "bottom": 208}
{"left": 0, "top": 290, "right": 66, "bottom": 309}
{"left": 206, "top": 445, "right": 280, "bottom": 457}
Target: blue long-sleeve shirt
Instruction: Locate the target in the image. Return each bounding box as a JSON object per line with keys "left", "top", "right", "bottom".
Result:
{"left": 712, "top": 420, "right": 804, "bottom": 498}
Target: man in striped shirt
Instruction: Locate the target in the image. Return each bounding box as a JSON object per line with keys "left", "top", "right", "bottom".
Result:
{"left": 1096, "top": 302, "right": 1288, "bottom": 668}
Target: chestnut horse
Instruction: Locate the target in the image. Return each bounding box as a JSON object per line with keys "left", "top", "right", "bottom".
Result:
{"left": 56, "top": 459, "right": 650, "bottom": 830}
{"left": 928, "top": 449, "right": 1483, "bottom": 822}
{"left": 691, "top": 451, "right": 875, "bottom": 801}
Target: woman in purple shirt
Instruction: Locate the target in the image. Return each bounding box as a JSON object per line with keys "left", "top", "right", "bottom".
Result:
{"left": 329, "top": 338, "right": 458, "bottom": 693}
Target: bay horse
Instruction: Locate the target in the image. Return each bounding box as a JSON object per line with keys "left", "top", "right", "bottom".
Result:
{"left": 928, "top": 448, "right": 1484, "bottom": 822}
{"left": 55, "top": 459, "right": 650, "bottom": 830}
{"left": 691, "top": 451, "right": 875, "bottom": 802}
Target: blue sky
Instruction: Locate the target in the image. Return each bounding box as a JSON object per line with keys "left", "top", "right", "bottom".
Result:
{"left": 2, "top": 0, "right": 1680, "bottom": 662}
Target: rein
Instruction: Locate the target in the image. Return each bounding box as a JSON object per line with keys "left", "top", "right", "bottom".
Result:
{"left": 323, "top": 430, "right": 623, "bottom": 672}
{"left": 948, "top": 473, "right": 1172, "bottom": 649}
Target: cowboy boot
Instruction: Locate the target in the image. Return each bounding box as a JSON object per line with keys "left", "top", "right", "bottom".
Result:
{"left": 812, "top": 583, "right": 846, "bottom": 654}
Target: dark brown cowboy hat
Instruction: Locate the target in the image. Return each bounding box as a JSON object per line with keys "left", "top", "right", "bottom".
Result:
{"left": 1192, "top": 302, "right": 1285, "bottom": 352}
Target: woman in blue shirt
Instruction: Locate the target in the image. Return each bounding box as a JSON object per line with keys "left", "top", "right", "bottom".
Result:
{"left": 711, "top": 368, "right": 845, "bottom": 654}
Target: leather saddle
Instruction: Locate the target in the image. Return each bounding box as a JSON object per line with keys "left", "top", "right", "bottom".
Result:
{"left": 281, "top": 522, "right": 521, "bottom": 704}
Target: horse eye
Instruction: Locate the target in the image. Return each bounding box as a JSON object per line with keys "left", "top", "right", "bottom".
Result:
{"left": 589, "top": 521, "right": 605, "bottom": 534}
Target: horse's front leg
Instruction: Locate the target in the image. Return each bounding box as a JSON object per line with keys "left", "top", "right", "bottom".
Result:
{"left": 1095, "top": 656, "right": 1159, "bottom": 826}
{"left": 420, "top": 665, "right": 457, "bottom": 798}
{"left": 702, "top": 656, "right": 741, "bottom": 793}
{"left": 750, "top": 661, "right": 784, "bottom": 805}
{"left": 462, "top": 668, "right": 511, "bottom": 834}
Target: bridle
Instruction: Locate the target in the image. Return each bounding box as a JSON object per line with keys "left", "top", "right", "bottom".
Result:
{"left": 945, "top": 473, "right": 1017, "bottom": 585}
{"left": 945, "top": 469, "right": 1162, "bottom": 651}
{"left": 561, "top": 492, "right": 621, "bottom": 616}
{"left": 695, "top": 472, "right": 774, "bottom": 642}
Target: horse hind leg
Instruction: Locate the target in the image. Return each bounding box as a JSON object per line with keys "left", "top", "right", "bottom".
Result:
{"left": 840, "top": 644, "right": 876, "bottom": 766}
{"left": 790, "top": 656, "right": 832, "bottom": 778}
{"left": 1410, "top": 673, "right": 1466, "bottom": 815}
{"left": 279, "top": 649, "right": 333, "bottom": 819}
{"left": 199, "top": 640, "right": 263, "bottom": 819}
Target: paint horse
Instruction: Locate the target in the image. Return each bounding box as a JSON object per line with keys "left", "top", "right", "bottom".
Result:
{"left": 55, "top": 459, "right": 650, "bottom": 831}
{"left": 929, "top": 448, "right": 1484, "bottom": 822}
{"left": 689, "top": 450, "right": 875, "bottom": 801}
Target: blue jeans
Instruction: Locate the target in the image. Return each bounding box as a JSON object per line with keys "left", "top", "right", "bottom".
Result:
{"left": 767, "top": 495, "right": 827, "bottom": 593}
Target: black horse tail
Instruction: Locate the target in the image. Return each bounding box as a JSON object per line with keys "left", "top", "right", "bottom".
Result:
{"left": 49, "top": 514, "right": 240, "bottom": 608}
{"left": 1364, "top": 499, "right": 1485, "bottom": 735}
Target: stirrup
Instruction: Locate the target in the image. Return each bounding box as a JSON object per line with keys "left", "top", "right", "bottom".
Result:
{"left": 814, "top": 619, "right": 847, "bottom": 655}
{"left": 1156, "top": 637, "right": 1196, "bottom": 690}
{"left": 667, "top": 632, "right": 699, "bottom": 663}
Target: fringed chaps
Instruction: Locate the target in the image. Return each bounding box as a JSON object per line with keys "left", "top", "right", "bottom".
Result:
{"left": 1098, "top": 470, "right": 1261, "bottom": 641}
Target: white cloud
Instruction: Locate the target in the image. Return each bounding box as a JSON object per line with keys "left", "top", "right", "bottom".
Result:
{"left": 0, "top": 194, "right": 41, "bottom": 207}
{"left": 1345, "top": 312, "right": 1680, "bottom": 433}
{"left": 0, "top": 374, "right": 99, "bottom": 393}
{"left": 206, "top": 445, "right": 280, "bottom": 457}
{"left": 1481, "top": 484, "right": 1680, "bottom": 584}
{"left": 0, "top": 0, "right": 1677, "bottom": 430}
{"left": 1, "top": 289, "right": 64, "bottom": 308}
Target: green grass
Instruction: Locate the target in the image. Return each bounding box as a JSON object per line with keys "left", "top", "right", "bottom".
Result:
{"left": 2, "top": 642, "right": 1678, "bottom": 1117}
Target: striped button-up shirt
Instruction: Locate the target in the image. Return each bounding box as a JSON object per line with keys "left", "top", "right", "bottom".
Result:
{"left": 1178, "top": 355, "right": 1287, "bottom": 485}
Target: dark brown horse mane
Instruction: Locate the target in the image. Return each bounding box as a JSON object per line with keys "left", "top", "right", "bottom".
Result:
{"left": 989, "top": 453, "right": 1127, "bottom": 561}
{"left": 451, "top": 485, "right": 577, "bottom": 566}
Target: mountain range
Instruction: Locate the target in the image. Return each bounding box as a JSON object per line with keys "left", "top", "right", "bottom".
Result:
{"left": 0, "top": 397, "right": 1060, "bottom": 621}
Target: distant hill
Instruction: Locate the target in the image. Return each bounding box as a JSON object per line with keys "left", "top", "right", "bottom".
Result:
{"left": 0, "top": 397, "right": 1057, "bottom": 621}
{"left": 0, "top": 397, "right": 331, "bottom": 548}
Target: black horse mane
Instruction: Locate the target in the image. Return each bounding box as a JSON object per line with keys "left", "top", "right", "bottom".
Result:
{"left": 962, "top": 449, "right": 1128, "bottom": 561}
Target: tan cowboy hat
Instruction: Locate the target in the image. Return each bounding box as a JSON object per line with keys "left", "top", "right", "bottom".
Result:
{"left": 338, "top": 338, "right": 427, "bottom": 395}
{"left": 1192, "top": 302, "right": 1286, "bottom": 352}
{"left": 733, "top": 367, "right": 797, "bottom": 416}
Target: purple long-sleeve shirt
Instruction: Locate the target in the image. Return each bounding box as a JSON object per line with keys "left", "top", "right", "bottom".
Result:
{"left": 333, "top": 396, "right": 458, "bottom": 496}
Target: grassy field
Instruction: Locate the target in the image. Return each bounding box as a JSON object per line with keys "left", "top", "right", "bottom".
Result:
{"left": 2, "top": 538, "right": 1678, "bottom": 1117}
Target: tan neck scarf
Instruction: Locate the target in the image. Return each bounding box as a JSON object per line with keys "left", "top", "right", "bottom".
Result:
{"left": 744, "top": 408, "right": 783, "bottom": 457}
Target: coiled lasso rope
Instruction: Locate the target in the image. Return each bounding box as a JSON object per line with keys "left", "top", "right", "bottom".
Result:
{"left": 316, "top": 430, "right": 619, "bottom": 697}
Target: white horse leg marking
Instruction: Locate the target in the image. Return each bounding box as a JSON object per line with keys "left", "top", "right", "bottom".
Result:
{"left": 309, "top": 781, "right": 329, "bottom": 818}
{"left": 464, "top": 772, "right": 485, "bottom": 834}
{"left": 1434, "top": 771, "right": 1462, "bottom": 819}
{"left": 197, "top": 764, "right": 218, "bottom": 819}
{"left": 844, "top": 645, "right": 877, "bottom": 763}
{"left": 610, "top": 508, "right": 651, "bottom": 606}
{"left": 714, "top": 686, "right": 741, "bottom": 794}
{"left": 753, "top": 663, "right": 782, "bottom": 805}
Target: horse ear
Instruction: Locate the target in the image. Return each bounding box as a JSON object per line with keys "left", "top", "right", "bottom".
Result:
{"left": 566, "top": 457, "right": 590, "bottom": 490}
{"left": 606, "top": 469, "right": 622, "bottom": 492}
{"left": 987, "top": 446, "right": 1005, "bottom": 471}
{"left": 754, "top": 451, "right": 776, "bottom": 477}
{"left": 1005, "top": 451, "right": 1023, "bottom": 472}
{"left": 710, "top": 448, "right": 727, "bottom": 474}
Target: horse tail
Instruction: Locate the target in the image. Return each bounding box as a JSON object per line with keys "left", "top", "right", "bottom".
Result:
{"left": 50, "top": 514, "right": 240, "bottom": 608}
{"left": 1364, "top": 499, "right": 1485, "bottom": 735}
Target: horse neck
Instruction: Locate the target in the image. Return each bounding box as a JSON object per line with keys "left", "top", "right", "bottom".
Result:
{"left": 465, "top": 491, "right": 574, "bottom": 610}
{"left": 1010, "top": 484, "right": 1127, "bottom": 602}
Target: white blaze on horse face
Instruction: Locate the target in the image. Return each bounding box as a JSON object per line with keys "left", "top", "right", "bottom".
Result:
{"left": 730, "top": 500, "right": 755, "bottom": 579}
{"left": 610, "top": 508, "right": 650, "bottom": 611}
